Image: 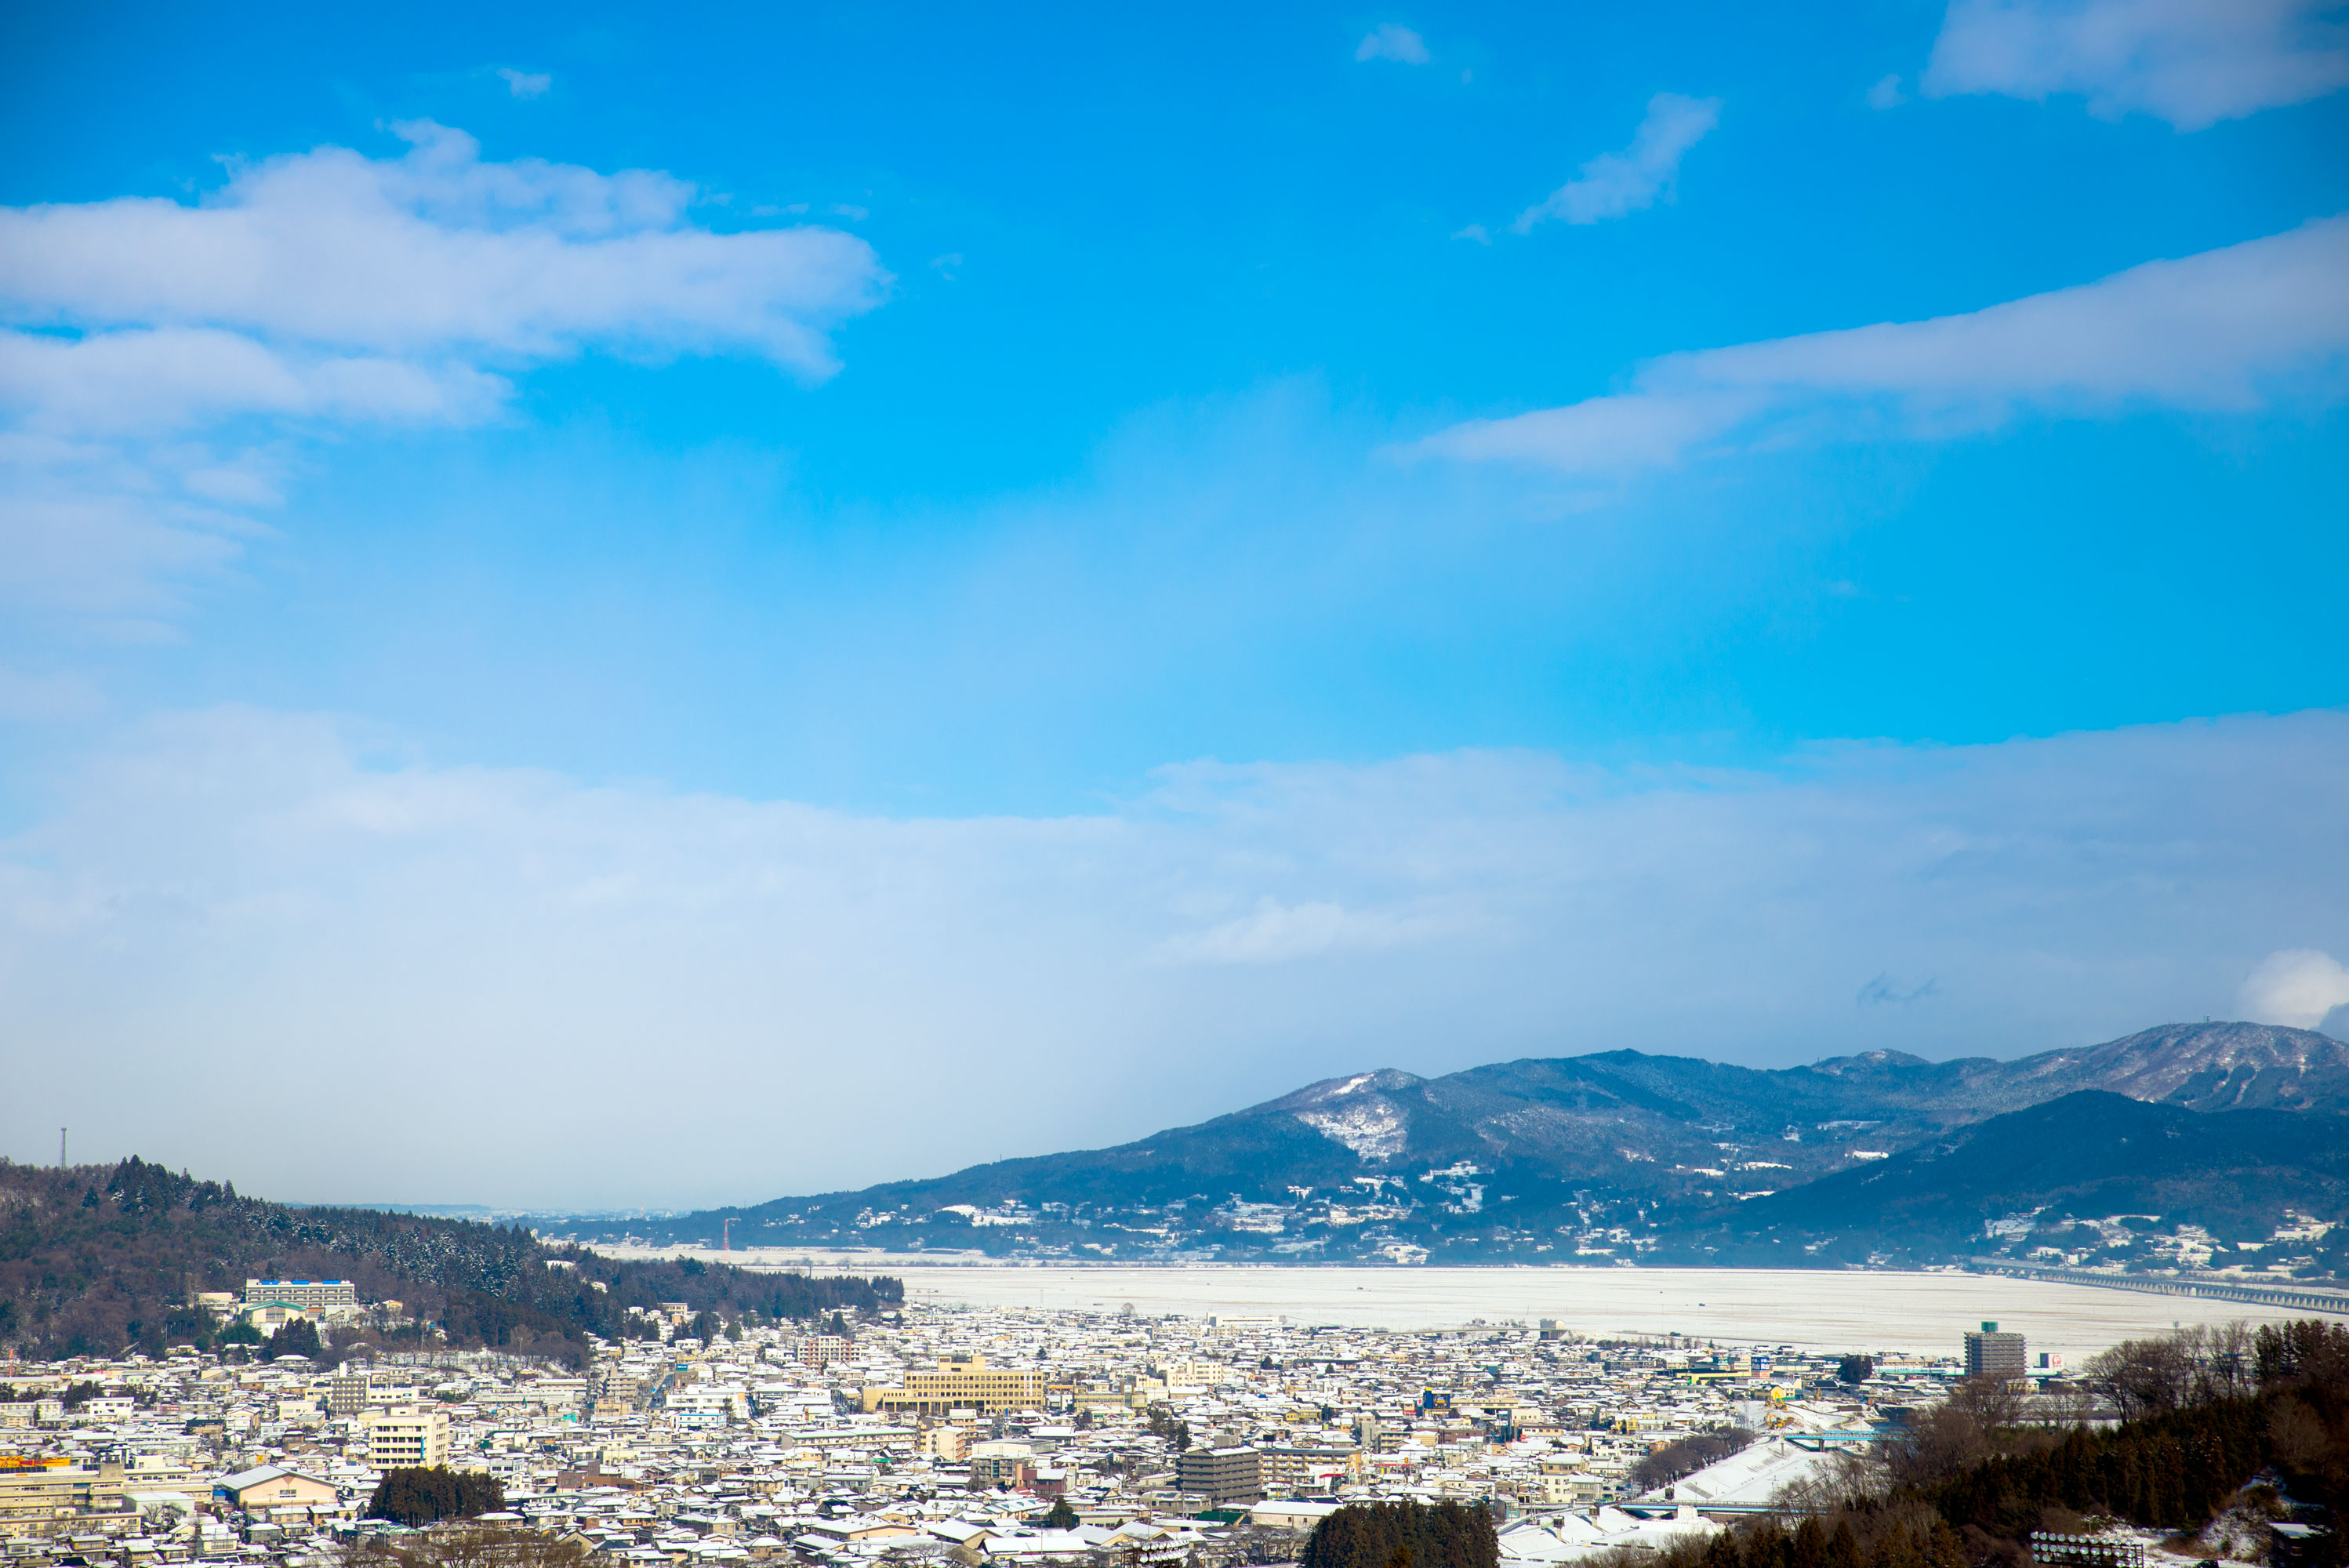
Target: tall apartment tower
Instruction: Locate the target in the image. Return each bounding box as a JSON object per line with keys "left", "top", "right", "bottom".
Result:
{"left": 1964, "top": 1322, "right": 2028, "bottom": 1380}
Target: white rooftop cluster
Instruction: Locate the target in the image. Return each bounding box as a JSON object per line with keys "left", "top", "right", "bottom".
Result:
{"left": 0, "top": 1300, "right": 1991, "bottom": 1568}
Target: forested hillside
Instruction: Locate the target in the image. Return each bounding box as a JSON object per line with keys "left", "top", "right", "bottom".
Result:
{"left": 1649, "top": 1319, "right": 2349, "bottom": 1568}
{"left": 0, "top": 1156, "right": 899, "bottom": 1363}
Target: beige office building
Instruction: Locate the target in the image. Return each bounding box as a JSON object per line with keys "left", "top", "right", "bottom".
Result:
{"left": 861, "top": 1353, "right": 1047, "bottom": 1417}
{"left": 0, "top": 1458, "right": 133, "bottom": 1541}
{"left": 360, "top": 1406, "right": 450, "bottom": 1469}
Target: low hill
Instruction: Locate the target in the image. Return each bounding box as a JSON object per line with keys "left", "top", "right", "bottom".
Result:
{"left": 0, "top": 1156, "right": 899, "bottom": 1363}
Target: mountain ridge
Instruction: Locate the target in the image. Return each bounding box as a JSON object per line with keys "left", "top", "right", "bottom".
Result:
{"left": 554, "top": 1020, "right": 2349, "bottom": 1271}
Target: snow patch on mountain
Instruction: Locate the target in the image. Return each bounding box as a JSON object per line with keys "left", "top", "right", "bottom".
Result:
{"left": 1295, "top": 1101, "right": 1408, "bottom": 1161}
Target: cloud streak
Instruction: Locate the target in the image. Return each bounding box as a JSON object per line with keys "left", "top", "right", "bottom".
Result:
{"left": 1924, "top": 0, "right": 2349, "bottom": 129}
{"left": 2, "top": 705, "right": 2342, "bottom": 1206}
{"left": 1514, "top": 93, "right": 1721, "bottom": 233}
{"left": 1418, "top": 215, "right": 2349, "bottom": 473}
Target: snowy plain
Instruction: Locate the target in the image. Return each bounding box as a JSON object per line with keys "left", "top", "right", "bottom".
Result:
{"left": 596, "top": 1248, "right": 2321, "bottom": 1363}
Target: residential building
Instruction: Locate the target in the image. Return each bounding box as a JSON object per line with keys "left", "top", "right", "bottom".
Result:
{"left": 1259, "top": 1443, "right": 1362, "bottom": 1495}
{"left": 1206, "top": 1316, "right": 1280, "bottom": 1338}
{"left": 360, "top": 1404, "right": 450, "bottom": 1469}
{"left": 241, "top": 1279, "right": 356, "bottom": 1312}
{"left": 797, "top": 1336, "right": 851, "bottom": 1369}
{"left": 326, "top": 1371, "right": 372, "bottom": 1416}
{"left": 969, "top": 1441, "right": 1037, "bottom": 1490}
{"left": 1177, "top": 1446, "right": 1263, "bottom": 1507}
{"left": 1963, "top": 1323, "right": 2027, "bottom": 1381}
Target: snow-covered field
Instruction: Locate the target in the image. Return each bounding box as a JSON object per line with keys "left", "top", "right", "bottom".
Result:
{"left": 594, "top": 1248, "right": 2315, "bottom": 1362}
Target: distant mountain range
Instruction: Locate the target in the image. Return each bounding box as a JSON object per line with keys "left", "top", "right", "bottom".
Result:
{"left": 550, "top": 1021, "right": 2349, "bottom": 1276}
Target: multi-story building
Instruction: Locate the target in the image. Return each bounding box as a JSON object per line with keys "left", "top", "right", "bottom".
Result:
{"left": 1177, "top": 1446, "right": 1264, "bottom": 1507}
{"left": 798, "top": 1335, "right": 851, "bottom": 1369}
{"left": 1153, "top": 1359, "right": 1221, "bottom": 1392}
{"left": 1258, "top": 1443, "right": 1363, "bottom": 1495}
{"left": 667, "top": 1385, "right": 747, "bottom": 1421}
{"left": 862, "top": 1353, "right": 1047, "bottom": 1417}
{"left": 360, "top": 1405, "right": 450, "bottom": 1470}
{"left": 1206, "top": 1316, "right": 1280, "bottom": 1339}
{"left": 1963, "top": 1323, "right": 2028, "bottom": 1381}
{"left": 968, "top": 1440, "right": 1037, "bottom": 1490}
{"left": 326, "top": 1371, "right": 372, "bottom": 1416}
{"left": 241, "top": 1279, "right": 357, "bottom": 1312}
{"left": 0, "top": 1457, "right": 133, "bottom": 1541}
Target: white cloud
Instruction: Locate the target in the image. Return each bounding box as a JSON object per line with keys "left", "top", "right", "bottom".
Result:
{"left": 1356, "top": 24, "right": 1431, "bottom": 64}
{"left": 2, "top": 704, "right": 2342, "bottom": 1205}
{"left": 1513, "top": 93, "right": 1721, "bottom": 233}
{"left": 0, "top": 122, "right": 888, "bottom": 619}
{"left": 0, "top": 328, "right": 509, "bottom": 434}
{"left": 496, "top": 67, "right": 553, "bottom": 99}
{"left": 1924, "top": 0, "right": 2349, "bottom": 129}
{"left": 0, "top": 122, "right": 885, "bottom": 376}
{"left": 1868, "top": 72, "right": 1909, "bottom": 108}
{"left": 2239, "top": 948, "right": 2349, "bottom": 1029}
{"left": 1418, "top": 215, "right": 2349, "bottom": 473}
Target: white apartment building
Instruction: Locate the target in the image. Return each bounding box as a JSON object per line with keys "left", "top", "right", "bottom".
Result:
{"left": 359, "top": 1404, "right": 449, "bottom": 1469}
{"left": 666, "top": 1385, "right": 748, "bottom": 1421}
{"left": 241, "top": 1280, "right": 357, "bottom": 1312}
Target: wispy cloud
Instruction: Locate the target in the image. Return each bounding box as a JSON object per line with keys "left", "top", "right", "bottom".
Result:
{"left": 1513, "top": 93, "right": 1721, "bottom": 233}
{"left": 0, "top": 122, "right": 889, "bottom": 622}
{"left": 1355, "top": 24, "right": 1431, "bottom": 64}
{"left": 1923, "top": 0, "right": 2349, "bottom": 129}
{"left": 1156, "top": 897, "right": 1469, "bottom": 965}
{"left": 496, "top": 67, "right": 553, "bottom": 99}
{"left": 4, "top": 705, "right": 2344, "bottom": 1203}
{"left": 1416, "top": 216, "right": 2349, "bottom": 474}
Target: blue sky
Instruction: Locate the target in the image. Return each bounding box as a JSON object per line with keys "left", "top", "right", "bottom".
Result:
{"left": 2, "top": 1, "right": 2347, "bottom": 1204}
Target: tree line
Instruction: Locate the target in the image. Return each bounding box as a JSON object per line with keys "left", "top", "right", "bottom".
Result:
{"left": 1634, "top": 1427, "right": 1757, "bottom": 1492}
{"left": 364, "top": 1466, "right": 506, "bottom": 1526}
{"left": 1299, "top": 1499, "right": 1499, "bottom": 1568}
